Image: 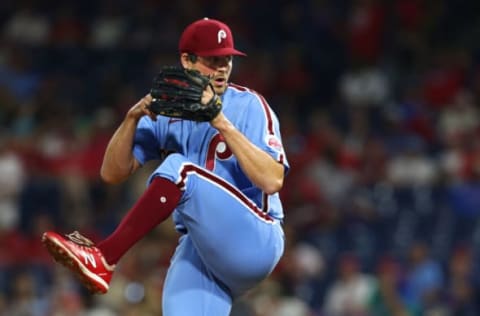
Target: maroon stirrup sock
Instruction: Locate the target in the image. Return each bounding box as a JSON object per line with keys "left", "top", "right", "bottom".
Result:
{"left": 97, "top": 177, "right": 182, "bottom": 264}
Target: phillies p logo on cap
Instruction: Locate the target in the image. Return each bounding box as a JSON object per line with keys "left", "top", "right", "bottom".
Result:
{"left": 217, "top": 29, "right": 227, "bottom": 44}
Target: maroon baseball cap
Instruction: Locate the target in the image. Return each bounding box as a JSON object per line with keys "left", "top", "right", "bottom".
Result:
{"left": 179, "top": 18, "right": 247, "bottom": 57}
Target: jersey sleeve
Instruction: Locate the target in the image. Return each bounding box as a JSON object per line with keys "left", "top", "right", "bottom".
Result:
{"left": 242, "top": 93, "right": 290, "bottom": 174}
{"left": 132, "top": 116, "right": 163, "bottom": 165}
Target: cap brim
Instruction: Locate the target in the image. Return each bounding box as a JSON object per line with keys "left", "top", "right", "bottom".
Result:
{"left": 195, "top": 47, "right": 247, "bottom": 57}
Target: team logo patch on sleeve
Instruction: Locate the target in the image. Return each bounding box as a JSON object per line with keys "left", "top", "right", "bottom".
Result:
{"left": 266, "top": 135, "right": 284, "bottom": 152}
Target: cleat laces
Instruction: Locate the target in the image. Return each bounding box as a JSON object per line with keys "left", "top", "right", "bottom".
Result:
{"left": 65, "top": 231, "right": 95, "bottom": 247}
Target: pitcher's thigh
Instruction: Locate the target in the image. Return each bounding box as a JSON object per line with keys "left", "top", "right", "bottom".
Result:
{"left": 177, "top": 174, "right": 284, "bottom": 296}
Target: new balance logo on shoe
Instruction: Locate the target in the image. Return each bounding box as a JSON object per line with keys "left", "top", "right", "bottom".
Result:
{"left": 81, "top": 251, "right": 97, "bottom": 268}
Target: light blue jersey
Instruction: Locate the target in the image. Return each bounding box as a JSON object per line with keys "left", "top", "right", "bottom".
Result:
{"left": 132, "top": 84, "right": 289, "bottom": 316}
{"left": 134, "top": 84, "right": 289, "bottom": 222}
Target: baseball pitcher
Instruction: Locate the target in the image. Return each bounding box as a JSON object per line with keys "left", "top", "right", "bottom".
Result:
{"left": 42, "top": 17, "right": 289, "bottom": 316}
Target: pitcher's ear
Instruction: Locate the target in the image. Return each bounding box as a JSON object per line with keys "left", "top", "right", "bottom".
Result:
{"left": 180, "top": 53, "right": 197, "bottom": 68}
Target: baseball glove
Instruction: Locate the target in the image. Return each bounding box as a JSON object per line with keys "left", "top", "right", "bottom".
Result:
{"left": 149, "top": 66, "right": 222, "bottom": 122}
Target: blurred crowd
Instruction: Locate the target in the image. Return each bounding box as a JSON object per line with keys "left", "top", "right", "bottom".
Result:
{"left": 1, "top": 0, "right": 480, "bottom": 315}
